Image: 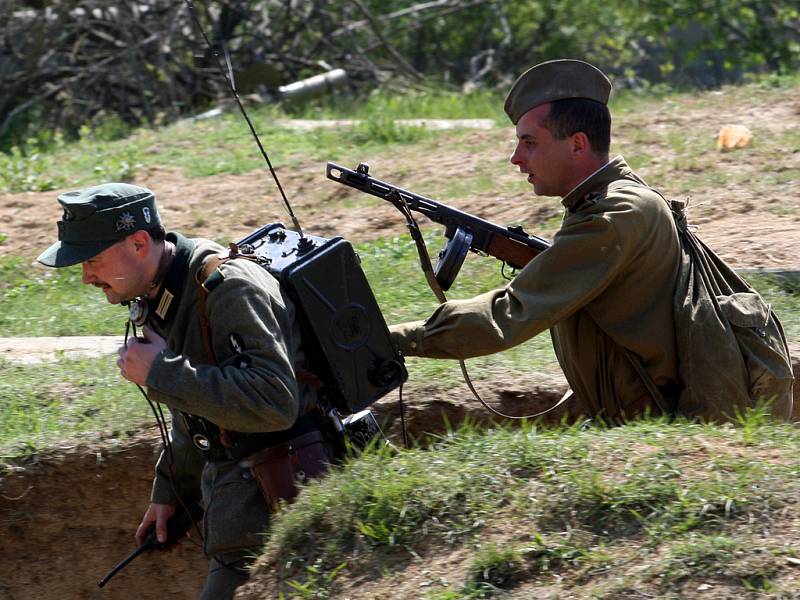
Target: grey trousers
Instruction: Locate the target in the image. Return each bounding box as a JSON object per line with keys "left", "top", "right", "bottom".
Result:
{"left": 199, "top": 549, "right": 257, "bottom": 600}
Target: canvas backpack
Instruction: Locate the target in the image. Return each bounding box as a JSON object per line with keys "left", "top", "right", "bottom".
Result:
{"left": 665, "top": 198, "right": 794, "bottom": 421}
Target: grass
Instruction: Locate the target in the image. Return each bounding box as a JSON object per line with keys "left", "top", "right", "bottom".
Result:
{"left": 0, "top": 355, "right": 153, "bottom": 467}
{"left": 0, "top": 257, "right": 127, "bottom": 336}
{"left": 1, "top": 247, "right": 798, "bottom": 465}
{"left": 5, "top": 73, "right": 799, "bottom": 196}
{"left": 2, "top": 77, "right": 800, "bottom": 597}
{"left": 252, "top": 413, "right": 800, "bottom": 598}
{"left": 0, "top": 90, "right": 504, "bottom": 193}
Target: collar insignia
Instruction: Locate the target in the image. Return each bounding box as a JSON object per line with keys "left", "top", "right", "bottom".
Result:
{"left": 229, "top": 333, "right": 244, "bottom": 354}
{"left": 155, "top": 289, "right": 174, "bottom": 319}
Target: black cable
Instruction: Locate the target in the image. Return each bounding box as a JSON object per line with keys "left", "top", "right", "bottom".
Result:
{"left": 125, "top": 319, "right": 204, "bottom": 547}
{"left": 181, "top": 0, "right": 304, "bottom": 237}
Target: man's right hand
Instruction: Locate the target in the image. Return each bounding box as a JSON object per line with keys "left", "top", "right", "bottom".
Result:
{"left": 135, "top": 502, "right": 177, "bottom": 546}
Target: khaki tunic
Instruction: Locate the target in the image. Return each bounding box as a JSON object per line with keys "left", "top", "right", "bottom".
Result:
{"left": 143, "top": 233, "right": 310, "bottom": 556}
{"left": 390, "top": 156, "right": 682, "bottom": 419}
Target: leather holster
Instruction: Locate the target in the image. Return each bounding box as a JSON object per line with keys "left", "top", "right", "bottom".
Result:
{"left": 241, "top": 430, "right": 330, "bottom": 512}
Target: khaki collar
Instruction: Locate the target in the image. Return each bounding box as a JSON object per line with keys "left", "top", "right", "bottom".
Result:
{"left": 561, "top": 155, "right": 642, "bottom": 212}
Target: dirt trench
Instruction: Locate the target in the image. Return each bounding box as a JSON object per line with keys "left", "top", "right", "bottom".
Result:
{"left": 2, "top": 362, "right": 799, "bottom": 600}
{"left": 0, "top": 372, "right": 578, "bottom": 600}
{"left": 0, "top": 427, "right": 206, "bottom": 600}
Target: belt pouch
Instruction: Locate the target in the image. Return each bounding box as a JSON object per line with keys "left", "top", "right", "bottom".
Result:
{"left": 243, "top": 431, "right": 329, "bottom": 512}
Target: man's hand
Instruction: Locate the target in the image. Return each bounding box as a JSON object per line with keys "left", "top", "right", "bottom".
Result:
{"left": 135, "top": 502, "right": 177, "bottom": 546}
{"left": 118, "top": 325, "right": 167, "bottom": 385}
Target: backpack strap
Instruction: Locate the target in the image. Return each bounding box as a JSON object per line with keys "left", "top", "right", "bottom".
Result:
{"left": 195, "top": 253, "right": 229, "bottom": 365}
{"left": 193, "top": 242, "right": 266, "bottom": 363}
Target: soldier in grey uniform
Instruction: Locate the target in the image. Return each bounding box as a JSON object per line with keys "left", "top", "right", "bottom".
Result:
{"left": 390, "top": 59, "right": 685, "bottom": 422}
{"left": 38, "top": 184, "right": 320, "bottom": 598}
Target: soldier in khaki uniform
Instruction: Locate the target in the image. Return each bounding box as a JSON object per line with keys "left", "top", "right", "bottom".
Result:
{"left": 390, "top": 59, "right": 684, "bottom": 421}
{"left": 38, "top": 184, "right": 320, "bottom": 598}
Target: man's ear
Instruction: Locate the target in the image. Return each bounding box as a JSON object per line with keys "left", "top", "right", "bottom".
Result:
{"left": 571, "top": 131, "right": 590, "bottom": 154}
{"left": 129, "top": 230, "right": 151, "bottom": 255}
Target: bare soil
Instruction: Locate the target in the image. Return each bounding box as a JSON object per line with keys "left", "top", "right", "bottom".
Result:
{"left": 1, "top": 95, "right": 799, "bottom": 599}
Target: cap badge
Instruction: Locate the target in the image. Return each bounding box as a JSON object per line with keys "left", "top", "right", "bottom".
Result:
{"left": 116, "top": 211, "right": 136, "bottom": 232}
{"left": 143, "top": 207, "right": 151, "bottom": 224}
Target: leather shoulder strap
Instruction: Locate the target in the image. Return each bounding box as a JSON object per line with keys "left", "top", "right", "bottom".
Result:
{"left": 194, "top": 253, "right": 229, "bottom": 365}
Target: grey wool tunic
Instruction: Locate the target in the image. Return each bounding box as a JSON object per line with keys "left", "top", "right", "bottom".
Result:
{"left": 143, "top": 232, "right": 312, "bottom": 556}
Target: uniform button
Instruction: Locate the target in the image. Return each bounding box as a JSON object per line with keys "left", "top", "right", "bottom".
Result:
{"left": 241, "top": 470, "right": 252, "bottom": 480}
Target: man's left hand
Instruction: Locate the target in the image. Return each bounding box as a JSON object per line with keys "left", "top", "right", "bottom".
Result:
{"left": 118, "top": 325, "right": 167, "bottom": 385}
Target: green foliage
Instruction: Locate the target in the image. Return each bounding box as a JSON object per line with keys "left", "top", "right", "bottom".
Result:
{"left": 350, "top": 117, "right": 430, "bottom": 146}
{"left": 0, "top": 90, "right": 501, "bottom": 192}
{"left": 284, "top": 559, "right": 347, "bottom": 600}
{"left": 468, "top": 543, "right": 524, "bottom": 588}
{"left": 4, "top": 0, "right": 799, "bottom": 152}
{"left": 620, "top": 0, "right": 800, "bottom": 83}
{"left": 0, "top": 144, "right": 62, "bottom": 193}
{"left": 661, "top": 533, "right": 781, "bottom": 590}
{"left": 288, "top": 88, "right": 502, "bottom": 121}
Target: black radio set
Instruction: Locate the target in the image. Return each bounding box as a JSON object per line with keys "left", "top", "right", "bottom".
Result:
{"left": 179, "top": 1, "right": 406, "bottom": 430}
{"left": 235, "top": 223, "right": 407, "bottom": 416}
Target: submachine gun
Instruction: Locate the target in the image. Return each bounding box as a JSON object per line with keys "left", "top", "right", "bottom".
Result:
{"left": 326, "top": 162, "right": 563, "bottom": 424}
{"left": 326, "top": 162, "right": 551, "bottom": 290}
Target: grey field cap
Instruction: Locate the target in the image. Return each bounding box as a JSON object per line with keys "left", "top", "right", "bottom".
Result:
{"left": 37, "top": 183, "right": 161, "bottom": 268}
{"left": 504, "top": 59, "right": 612, "bottom": 124}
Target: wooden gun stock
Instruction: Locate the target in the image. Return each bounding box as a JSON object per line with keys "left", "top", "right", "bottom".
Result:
{"left": 487, "top": 234, "right": 543, "bottom": 269}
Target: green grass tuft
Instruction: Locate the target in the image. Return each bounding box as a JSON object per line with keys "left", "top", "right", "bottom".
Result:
{"left": 251, "top": 419, "right": 800, "bottom": 597}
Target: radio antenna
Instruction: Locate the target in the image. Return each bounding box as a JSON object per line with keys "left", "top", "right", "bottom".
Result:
{"left": 183, "top": 0, "right": 304, "bottom": 237}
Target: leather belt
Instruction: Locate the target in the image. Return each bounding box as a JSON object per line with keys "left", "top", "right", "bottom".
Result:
{"left": 199, "top": 414, "right": 319, "bottom": 462}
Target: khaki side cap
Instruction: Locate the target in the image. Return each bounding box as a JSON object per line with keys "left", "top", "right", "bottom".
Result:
{"left": 504, "top": 59, "right": 612, "bottom": 124}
